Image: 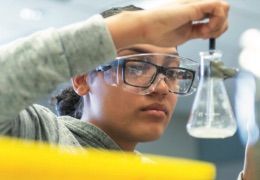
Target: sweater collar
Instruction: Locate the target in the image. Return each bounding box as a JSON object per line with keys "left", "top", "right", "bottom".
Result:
{"left": 61, "top": 117, "right": 121, "bottom": 151}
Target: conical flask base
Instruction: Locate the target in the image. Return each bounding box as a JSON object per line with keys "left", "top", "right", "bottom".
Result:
{"left": 186, "top": 77, "right": 237, "bottom": 139}
{"left": 187, "top": 126, "right": 237, "bottom": 139}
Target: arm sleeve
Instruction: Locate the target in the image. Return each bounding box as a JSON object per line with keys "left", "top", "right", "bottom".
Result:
{"left": 0, "top": 15, "right": 117, "bottom": 135}
{"left": 11, "top": 104, "right": 81, "bottom": 146}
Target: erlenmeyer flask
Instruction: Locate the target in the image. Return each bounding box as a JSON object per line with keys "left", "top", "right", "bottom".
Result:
{"left": 186, "top": 50, "right": 237, "bottom": 138}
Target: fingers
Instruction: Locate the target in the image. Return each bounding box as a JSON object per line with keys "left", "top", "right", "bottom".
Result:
{"left": 210, "top": 19, "right": 229, "bottom": 38}
{"left": 106, "top": 0, "right": 230, "bottom": 48}
{"left": 189, "top": 0, "right": 229, "bottom": 21}
{"left": 189, "top": 0, "right": 229, "bottom": 39}
{"left": 190, "top": 18, "right": 228, "bottom": 39}
{"left": 205, "top": 0, "right": 229, "bottom": 37}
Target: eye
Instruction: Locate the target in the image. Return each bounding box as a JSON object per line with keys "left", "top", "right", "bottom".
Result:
{"left": 177, "top": 71, "right": 193, "bottom": 80}
{"left": 127, "top": 65, "right": 144, "bottom": 76}
{"left": 166, "top": 69, "right": 178, "bottom": 80}
{"left": 125, "top": 61, "right": 151, "bottom": 76}
{"left": 166, "top": 69, "right": 193, "bottom": 80}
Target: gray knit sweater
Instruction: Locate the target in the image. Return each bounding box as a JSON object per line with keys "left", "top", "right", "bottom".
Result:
{"left": 0, "top": 15, "right": 121, "bottom": 150}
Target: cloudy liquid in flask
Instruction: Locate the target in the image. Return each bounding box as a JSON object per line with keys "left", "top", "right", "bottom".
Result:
{"left": 187, "top": 127, "right": 237, "bottom": 138}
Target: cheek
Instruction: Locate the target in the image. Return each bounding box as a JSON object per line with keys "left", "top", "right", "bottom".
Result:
{"left": 171, "top": 95, "right": 178, "bottom": 109}
{"left": 167, "top": 94, "right": 178, "bottom": 118}
{"left": 89, "top": 77, "right": 136, "bottom": 121}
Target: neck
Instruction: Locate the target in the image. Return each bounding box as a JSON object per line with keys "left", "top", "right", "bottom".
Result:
{"left": 112, "top": 137, "right": 137, "bottom": 152}
{"left": 88, "top": 120, "right": 137, "bottom": 152}
{"left": 100, "top": 129, "right": 138, "bottom": 151}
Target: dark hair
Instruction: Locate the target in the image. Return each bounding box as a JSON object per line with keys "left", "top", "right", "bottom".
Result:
{"left": 54, "top": 87, "right": 83, "bottom": 119}
{"left": 54, "top": 5, "right": 143, "bottom": 119}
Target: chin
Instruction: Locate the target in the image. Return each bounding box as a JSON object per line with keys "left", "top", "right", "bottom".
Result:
{"left": 138, "top": 131, "right": 164, "bottom": 142}
{"left": 133, "top": 122, "right": 167, "bottom": 142}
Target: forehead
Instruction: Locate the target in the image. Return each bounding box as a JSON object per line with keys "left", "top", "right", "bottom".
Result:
{"left": 117, "top": 44, "right": 179, "bottom": 66}
{"left": 117, "top": 44, "right": 178, "bottom": 56}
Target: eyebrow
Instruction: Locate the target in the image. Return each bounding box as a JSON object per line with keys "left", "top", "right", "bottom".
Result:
{"left": 118, "top": 47, "right": 180, "bottom": 67}
{"left": 117, "top": 47, "right": 179, "bottom": 56}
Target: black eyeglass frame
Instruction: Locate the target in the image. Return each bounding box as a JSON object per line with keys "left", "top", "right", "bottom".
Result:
{"left": 121, "top": 60, "right": 195, "bottom": 95}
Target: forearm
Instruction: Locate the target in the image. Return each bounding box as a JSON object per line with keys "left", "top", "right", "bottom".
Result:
{"left": 105, "top": 11, "right": 145, "bottom": 49}
{"left": 0, "top": 15, "right": 116, "bottom": 122}
{"left": 105, "top": 0, "right": 229, "bottom": 49}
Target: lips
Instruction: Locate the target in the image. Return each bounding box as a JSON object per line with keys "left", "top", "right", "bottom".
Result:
{"left": 140, "top": 103, "right": 168, "bottom": 116}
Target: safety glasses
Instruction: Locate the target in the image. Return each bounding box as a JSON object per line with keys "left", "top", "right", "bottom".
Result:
{"left": 96, "top": 53, "right": 199, "bottom": 95}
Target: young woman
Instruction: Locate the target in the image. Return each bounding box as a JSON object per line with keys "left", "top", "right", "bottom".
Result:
{"left": 1, "top": 1, "right": 249, "bottom": 179}
{"left": 0, "top": 0, "right": 229, "bottom": 145}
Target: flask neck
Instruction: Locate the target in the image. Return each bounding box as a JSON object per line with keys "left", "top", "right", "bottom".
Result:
{"left": 199, "top": 50, "right": 223, "bottom": 79}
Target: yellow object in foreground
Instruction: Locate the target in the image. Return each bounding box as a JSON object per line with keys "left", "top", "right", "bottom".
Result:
{"left": 0, "top": 137, "right": 215, "bottom": 180}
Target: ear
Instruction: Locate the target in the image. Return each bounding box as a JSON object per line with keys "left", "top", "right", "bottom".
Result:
{"left": 71, "top": 74, "right": 90, "bottom": 96}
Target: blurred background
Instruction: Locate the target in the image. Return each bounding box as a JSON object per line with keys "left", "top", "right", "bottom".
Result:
{"left": 1, "top": 0, "right": 260, "bottom": 179}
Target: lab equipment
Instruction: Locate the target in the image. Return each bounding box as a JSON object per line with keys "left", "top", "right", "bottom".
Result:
{"left": 187, "top": 39, "right": 237, "bottom": 138}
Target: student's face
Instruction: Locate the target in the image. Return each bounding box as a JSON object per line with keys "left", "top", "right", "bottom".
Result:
{"left": 86, "top": 44, "right": 178, "bottom": 147}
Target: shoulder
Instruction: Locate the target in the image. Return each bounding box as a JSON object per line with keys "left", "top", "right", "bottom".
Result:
{"left": 14, "top": 104, "right": 58, "bottom": 139}
{"left": 18, "top": 104, "right": 56, "bottom": 121}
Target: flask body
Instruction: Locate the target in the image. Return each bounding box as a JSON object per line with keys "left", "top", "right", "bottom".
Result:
{"left": 187, "top": 51, "right": 237, "bottom": 138}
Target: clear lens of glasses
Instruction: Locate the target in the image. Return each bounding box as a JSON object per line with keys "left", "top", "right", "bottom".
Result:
{"left": 96, "top": 53, "right": 199, "bottom": 96}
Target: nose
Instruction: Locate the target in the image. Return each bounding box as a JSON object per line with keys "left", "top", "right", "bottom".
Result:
{"left": 149, "top": 75, "right": 169, "bottom": 95}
